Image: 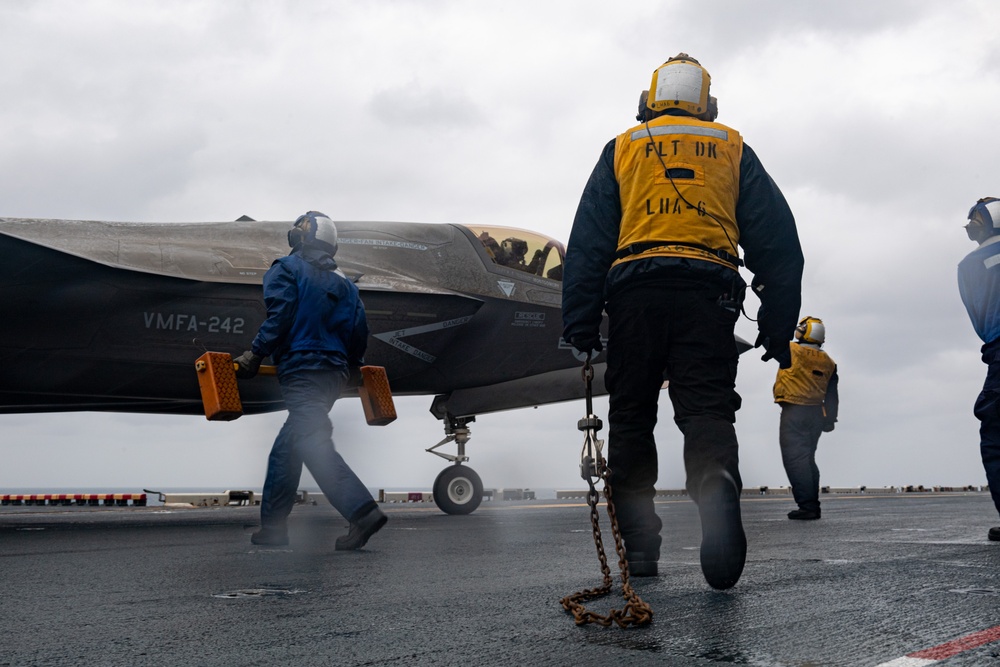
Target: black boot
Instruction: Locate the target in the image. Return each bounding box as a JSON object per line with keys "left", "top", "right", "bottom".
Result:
{"left": 251, "top": 524, "right": 289, "bottom": 546}
{"left": 697, "top": 471, "right": 746, "bottom": 590}
{"left": 625, "top": 551, "right": 659, "bottom": 577}
{"left": 335, "top": 506, "right": 388, "bottom": 550}
{"left": 787, "top": 508, "right": 821, "bottom": 521}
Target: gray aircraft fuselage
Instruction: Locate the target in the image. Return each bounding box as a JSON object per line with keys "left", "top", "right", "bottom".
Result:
{"left": 0, "top": 217, "right": 602, "bottom": 418}
{"left": 0, "top": 217, "right": 761, "bottom": 515}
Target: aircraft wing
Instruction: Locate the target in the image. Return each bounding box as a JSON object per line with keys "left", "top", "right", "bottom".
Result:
{"left": 430, "top": 363, "right": 608, "bottom": 419}
{"left": 0, "top": 217, "right": 288, "bottom": 283}
{"left": 431, "top": 330, "right": 750, "bottom": 419}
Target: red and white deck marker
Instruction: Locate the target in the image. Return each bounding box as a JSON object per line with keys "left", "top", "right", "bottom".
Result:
{"left": 875, "top": 625, "right": 1000, "bottom": 666}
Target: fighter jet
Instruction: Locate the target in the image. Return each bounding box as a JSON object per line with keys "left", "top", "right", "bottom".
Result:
{"left": 0, "top": 216, "right": 607, "bottom": 515}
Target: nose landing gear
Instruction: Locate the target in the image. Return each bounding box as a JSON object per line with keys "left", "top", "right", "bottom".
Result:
{"left": 427, "top": 414, "right": 484, "bottom": 515}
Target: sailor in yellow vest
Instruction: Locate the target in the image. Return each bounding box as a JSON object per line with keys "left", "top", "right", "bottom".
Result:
{"left": 773, "top": 316, "right": 839, "bottom": 520}
{"left": 562, "top": 54, "right": 803, "bottom": 590}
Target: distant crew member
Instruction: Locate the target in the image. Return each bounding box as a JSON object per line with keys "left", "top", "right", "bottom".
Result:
{"left": 773, "top": 316, "right": 839, "bottom": 520}
{"left": 235, "top": 211, "right": 387, "bottom": 549}
{"left": 958, "top": 197, "right": 1000, "bottom": 542}
{"left": 561, "top": 53, "right": 803, "bottom": 589}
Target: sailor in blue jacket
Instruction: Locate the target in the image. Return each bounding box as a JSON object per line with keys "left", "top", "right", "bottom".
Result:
{"left": 958, "top": 197, "right": 1000, "bottom": 542}
{"left": 235, "top": 211, "right": 387, "bottom": 549}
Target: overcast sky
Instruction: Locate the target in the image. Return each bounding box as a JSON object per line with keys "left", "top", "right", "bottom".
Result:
{"left": 1, "top": 0, "right": 998, "bottom": 497}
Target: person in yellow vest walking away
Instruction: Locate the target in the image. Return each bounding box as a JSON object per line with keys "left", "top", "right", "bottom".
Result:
{"left": 562, "top": 53, "right": 804, "bottom": 589}
{"left": 773, "top": 316, "right": 839, "bottom": 520}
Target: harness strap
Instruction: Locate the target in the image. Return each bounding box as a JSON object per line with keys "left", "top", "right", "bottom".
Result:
{"left": 615, "top": 240, "right": 744, "bottom": 268}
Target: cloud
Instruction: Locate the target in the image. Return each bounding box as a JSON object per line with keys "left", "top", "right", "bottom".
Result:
{"left": 1, "top": 0, "right": 998, "bottom": 496}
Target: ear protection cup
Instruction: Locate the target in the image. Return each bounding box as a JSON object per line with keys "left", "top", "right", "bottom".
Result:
{"left": 636, "top": 90, "right": 651, "bottom": 122}
{"left": 287, "top": 227, "right": 307, "bottom": 249}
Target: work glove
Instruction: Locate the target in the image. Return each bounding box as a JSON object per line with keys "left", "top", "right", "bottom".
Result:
{"left": 347, "top": 366, "right": 363, "bottom": 389}
{"left": 234, "top": 350, "right": 262, "bottom": 379}
{"left": 822, "top": 420, "right": 836, "bottom": 433}
{"left": 569, "top": 333, "right": 603, "bottom": 356}
{"left": 755, "top": 333, "right": 791, "bottom": 369}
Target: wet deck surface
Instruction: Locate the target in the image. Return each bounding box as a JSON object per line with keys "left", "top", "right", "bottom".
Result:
{"left": 1, "top": 493, "right": 999, "bottom": 666}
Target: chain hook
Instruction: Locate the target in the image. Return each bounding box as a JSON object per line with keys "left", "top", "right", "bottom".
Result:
{"left": 578, "top": 354, "right": 605, "bottom": 481}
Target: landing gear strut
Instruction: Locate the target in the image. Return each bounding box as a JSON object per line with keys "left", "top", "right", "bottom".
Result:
{"left": 427, "top": 414, "right": 484, "bottom": 515}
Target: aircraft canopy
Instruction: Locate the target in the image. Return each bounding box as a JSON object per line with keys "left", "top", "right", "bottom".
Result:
{"left": 463, "top": 225, "right": 565, "bottom": 281}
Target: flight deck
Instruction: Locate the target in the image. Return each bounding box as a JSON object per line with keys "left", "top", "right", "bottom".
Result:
{"left": 1, "top": 492, "right": 999, "bottom": 666}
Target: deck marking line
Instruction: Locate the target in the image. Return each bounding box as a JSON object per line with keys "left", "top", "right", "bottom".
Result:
{"left": 874, "top": 658, "right": 935, "bottom": 667}
{"left": 909, "top": 624, "right": 1000, "bottom": 660}
{"left": 874, "top": 624, "right": 1000, "bottom": 666}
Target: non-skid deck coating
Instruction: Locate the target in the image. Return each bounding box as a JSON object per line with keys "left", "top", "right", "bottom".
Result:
{"left": 1, "top": 493, "right": 999, "bottom": 666}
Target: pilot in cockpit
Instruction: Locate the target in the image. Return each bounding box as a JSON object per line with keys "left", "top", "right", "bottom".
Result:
{"left": 477, "top": 229, "right": 563, "bottom": 279}
{"left": 499, "top": 237, "right": 529, "bottom": 270}
{"left": 478, "top": 231, "right": 529, "bottom": 271}
{"left": 477, "top": 231, "right": 502, "bottom": 262}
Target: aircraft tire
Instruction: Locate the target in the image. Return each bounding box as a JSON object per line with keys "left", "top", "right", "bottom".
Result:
{"left": 433, "top": 465, "right": 483, "bottom": 515}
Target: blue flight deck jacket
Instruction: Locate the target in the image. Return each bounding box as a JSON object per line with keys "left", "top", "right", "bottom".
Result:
{"left": 959, "top": 235, "right": 1000, "bottom": 348}
{"left": 251, "top": 245, "right": 368, "bottom": 375}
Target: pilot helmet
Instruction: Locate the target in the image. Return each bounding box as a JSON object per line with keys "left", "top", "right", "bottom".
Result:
{"left": 645, "top": 53, "right": 716, "bottom": 121}
{"left": 965, "top": 197, "right": 1000, "bottom": 244}
{"left": 795, "top": 316, "right": 825, "bottom": 345}
{"left": 288, "top": 210, "right": 338, "bottom": 255}
{"left": 501, "top": 237, "right": 528, "bottom": 260}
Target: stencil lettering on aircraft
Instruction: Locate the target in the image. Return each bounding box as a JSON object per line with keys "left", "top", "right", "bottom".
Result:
{"left": 513, "top": 312, "right": 545, "bottom": 328}
{"left": 339, "top": 238, "right": 429, "bottom": 251}
{"left": 373, "top": 316, "right": 473, "bottom": 363}
{"left": 143, "top": 312, "right": 246, "bottom": 335}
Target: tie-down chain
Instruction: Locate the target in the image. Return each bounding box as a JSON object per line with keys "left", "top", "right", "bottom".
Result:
{"left": 559, "top": 358, "right": 653, "bottom": 628}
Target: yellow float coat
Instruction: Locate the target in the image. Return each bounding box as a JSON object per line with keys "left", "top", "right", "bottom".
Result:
{"left": 773, "top": 344, "right": 837, "bottom": 405}
{"left": 612, "top": 115, "right": 743, "bottom": 271}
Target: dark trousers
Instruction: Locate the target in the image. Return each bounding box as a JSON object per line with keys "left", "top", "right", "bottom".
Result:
{"left": 604, "top": 282, "right": 743, "bottom": 556}
{"left": 778, "top": 403, "right": 824, "bottom": 512}
{"left": 974, "top": 345, "right": 1000, "bottom": 517}
{"left": 260, "top": 370, "right": 376, "bottom": 528}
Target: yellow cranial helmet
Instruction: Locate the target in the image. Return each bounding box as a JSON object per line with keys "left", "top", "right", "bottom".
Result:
{"left": 795, "top": 316, "right": 825, "bottom": 345}
{"left": 646, "top": 53, "right": 713, "bottom": 120}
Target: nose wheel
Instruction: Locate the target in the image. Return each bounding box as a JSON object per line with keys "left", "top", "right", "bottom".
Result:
{"left": 426, "top": 412, "right": 485, "bottom": 515}
{"left": 432, "top": 464, "right": 483, "bottom": 515}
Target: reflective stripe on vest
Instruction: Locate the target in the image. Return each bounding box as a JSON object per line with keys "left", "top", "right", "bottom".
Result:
{"left": 773, "top": 344, "right": 837, "bottom": 405}
{"left": 612, "top": 115, "right": 743, "bottom": 271}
